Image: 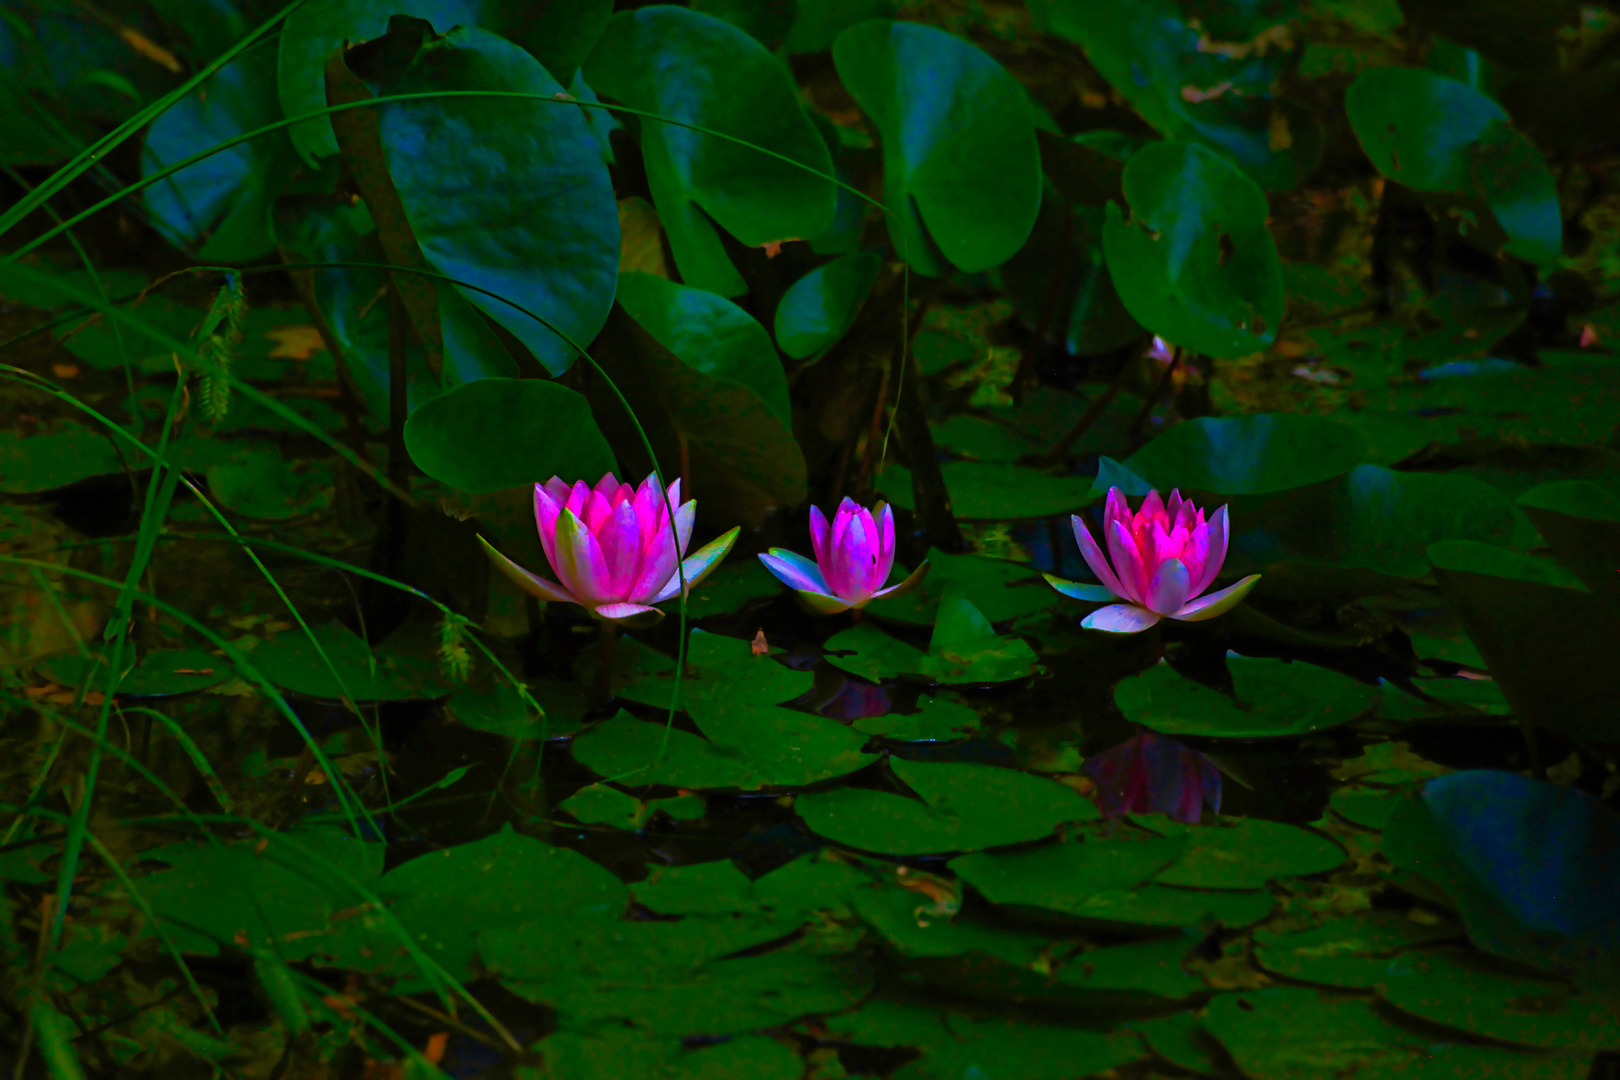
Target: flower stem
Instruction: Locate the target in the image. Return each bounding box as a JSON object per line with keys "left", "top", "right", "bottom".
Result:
{"left": 595, "top": 619, "right": 617, "bottom": 707}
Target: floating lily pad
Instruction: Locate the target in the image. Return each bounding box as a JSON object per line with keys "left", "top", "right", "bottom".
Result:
{"left": 251, "top": 622, "right": 456, "bottom": 702}
{"left": 796, "top": 757, "right": 1097, "bottom": 855}
{"left": 206, "top": 451, "right": 332, "bottom": 520}
{"left": 853, "top": 695, "right": 982, "bottom": 742}
{"left": 560, "top": 784, "right": 645, "bottom": 830}
{"left": 1203, "top": 987, "right": 1430, "bottom": 1080}
{"left": 1149, "top": 818, "right": 1345, "bottom": 889}
{"left": 446, "top": 682, "right": 547, "bottom": 739}
{"left": 875, "top": 548, "right": 1058, "bottom": 626}
{"left": 1379, "top": 947, "right": 1619, "bottom": 1050}
{"left": 1115, "top": 658, "right": 1377, "bottom": 739}
{"left": 1253, "top": 912, "right": 1464, "bottom": 989}
{"left": 826, "top": 590, "right": 1041, "bottom": 686}
{"left": 39, "top": 648, "right": 228, "bottom": 697}
{"left": 571, "top": 710, "right": 759, "bottom": 790}
{"left": 0, "top": 425, "right": 127, "bottom": 493}
{"left": 635, "top": 860, "right": 759, "bottom": 916}
{"left": 1119, "top": 414, "right": 1368, "bottom": 496}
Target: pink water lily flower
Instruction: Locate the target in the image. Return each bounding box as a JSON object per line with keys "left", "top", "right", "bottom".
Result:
{"left": 478, "top": 472, "right": 738, "bottom": 628}
{"left": 758, "top": 498, "right": 929, "bottom": 615}
{"left": 1045, "top": 487, "right": 1260, "bottom": 634}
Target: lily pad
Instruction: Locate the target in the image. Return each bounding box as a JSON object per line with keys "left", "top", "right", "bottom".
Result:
{"left": 795, "top": 757, "right": 1098, "bottom": 855}
{"left": 1203, "top": 987, "right": 1430, "bottom": 1080}
{"left": 1115, "top": 658, "right": 1378, "bottom": 739}
{"left": 205, "top": 451, "right": 332, "bottom": 520}
{"left": 874, "top": 548, "right": 1058, "bottom": 626}
{"left": 0, "top": 425, "right": 126, "bottom": 493}
{"left": 1119, "top": 414, "right": 1368, "bottom": 496}
{"left": 251, "top": 622, "right": 456, "bottom": 702}
{"left": 1149, "top": 817, "right": 1345, "bottom": 890}
{"left": 1253, "top": 912, "right": 1465, "bottom": 989}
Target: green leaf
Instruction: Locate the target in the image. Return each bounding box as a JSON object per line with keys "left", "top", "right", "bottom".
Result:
{"left": 368, "top": 20, "right": 621, "bottom": 375}
{"left": 612, "top": 631, "right": 879, "bottom": 786}
{"left": 1149, "top": 818, "right": 1345, "bottom": 889}
{"left": 833, "top": 20, "right": 1039, "bottom": 275}
{"left": 611, "top": 272, "right": 807, "bottom": 507}
{"left": 135, "top": 827, "right": 384, "bottom": 958}
{"left": 795, "top": 758, "right": 1098, "bottom": 855}
{"left": 1118, "top": 414, "right": 1368, "bottom": 495}
{"left": 572, "top": 709, "right": 762, "bottom": 789}
{"left": 877, "top": 461, "right": 1096, "bottom": 520}
{"left": 142, "top": 45, "right": 298, "bottom": 262}
{"left": 321, "top": 824, "right": 627, "bottom": 988}
{"left": 1202, "top": 987, "right": 1429, "bottom": 1079}
{"left": 636, "top": 860, "right": 759, "bottom": 915}
{"left": 691, "top": 0, "right": 799, "bottom": 49}
{"left": 1253, "top": 912, "right": 1465, "bottom": 990}
{"left": 1002, "top": 197, "right": 1141, "bottom": 357}
{"left": 447, "top": 682, "right": 546, "bottom": 739}
{"left": 783, "top": 0, "right": 897, "bottom": 53}
{"left": 822, "top": 621, "right": 930, "bottom": 683}
{"left": 403, "top": 377, "right": 615, "bottom": 494}
{"left": 853, "top": 694, "right": 983, "bottom": 742}
{"left": 252, "top": 622, "right": 457, "bottom": 702}
{"left": 1102, "top": 141, "right": 1286, "bottom": 358}
{"left": 773, "top": 252, "right": 880, "bottom": 359}
{"left": 1274, "top": 465, "right": 1519, "bottom": 579}
{"left": 1516, "top": 481, "right": 1620, "bottom": 598}
{"left": 925, "top": 587, "right": 1042, "bottom": 684}
{"left": 206, "top": 449, "right": 333, "bottom": 520}
{"left": 1030, "top": 0, "right": 1322, "bottom": 191}
{"left": 587, "top": 7, "right": 835, "bottom": 295}
{"left": 1347, "top": 68, "right": 1561, "bottom": 266}
{"left": 0, "top": 425, "right": 125, "bottom": 493}
{"left": 58, "top": 294, "right": 199, "bottom": 372}
{"left": 278, "top": 0, "right": 612, "bottom": 164}
{"left": 881, "top": 550, "right": 1056, "bottom": 625}
{"left": 1116, "top": 658, "right": 1377, "bottom": 739}
{"left": 40, "top": 647, "right": 229, "bottom": 697}
{"left": 1380, "top": 947, "right": 1620, "bottom": 1048}
{"left": 560, "top": 783, "right": 645, "bottom": 829}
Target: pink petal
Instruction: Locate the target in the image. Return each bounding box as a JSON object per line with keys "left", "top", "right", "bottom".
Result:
{"left": 673, "top": 498, "right": 695, "bottom": 556}
{"left": 796, "top": 589, "right": 856, "bottom": 615}
{"left": 1190, "top": 505, "right": 1230, "bottom": 597}
{"left": 592, "top": 473, "right": 622, "bottom": 500}
{"left": 1103, "top": 487, "right": 1130, "bottom": 538}
{"left": 1072, "top": 514, "right": 1128, "bottom": 599}
{"left": 1181, "top": 518, "right": 1210, "bottom": 592}
{"left": 1081, "top": 603, "right": 1161, "bottom": 633}
{"left": 1172, "top": 573, "right": 1260, "bottom": 622}
{"left": 541, "top": 477, "right": 573, "bottom": 505}
{"left": 553, "top": 507, "right": 614, "bottom": 606}
{"left": 534, "top": 484, "right": 564, "bottom": 571}
{"left": 629, "top": 499, "right": 694, "bottom": 602}
{"left": 874, "top": 503, "right": 897, "bottom": 586}
{"left": 594, "top": 602, "right": 663, "bottom": 628}
{"left": 1106, "top": 519, "right": 1148, "bottom": 604}
{"left": 581, "top": 489, "right": 615, "bottom": 533}
{"left": 1146, "top": 558, "right": 1191, "bottom": 615}
{"left": 759, "top": 549, "right": 829, "bottom": 595}
{"left": 651, "top": 527, "right": 740, "bottom": 602}
{"left": 809, "top": 504, "right": 832, "bottom": 566}
{"left": 596, "top": 500, "right": 643, "bottom": 598}
{"left": 565, "top": 479, "right": 592, "bottom": 517}
{"left": 833, "top": 510, "right": 877, "bottom": 602}
{"left": 1140, "top": 489, "right": 1166, "bottom": 528}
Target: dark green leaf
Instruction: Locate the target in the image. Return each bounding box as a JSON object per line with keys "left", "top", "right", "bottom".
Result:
{"left": 833, "top": 20, "right": 1039, "bottom": 274}
{"left": 1119, "top": 414, "right": 1367, "bottom": 495}
{"left": 370, "top": 21, "right": 620, "bottom": 374}
{"left": 278, "top": 0, "right": 612, "bottom": 164}
{"left": 877, "top": 461, "right": 1096, "bottom": 520}
{"left": 1116, "top": 658, "right": 1377, "bottom": 739}
{"left": 403, "top": 377, "right": 615, "bottom": 493}
{"left": 587, "top": 7, "right": 834, "bottom": 295}
{"left": 1102, "top": 141, "right": 1286, "bottom": 358}
{"left": 1347, "top": 68, "right": 1560, "bottom": 266}
{"left": 143, "top": 45, "right": 298, "bottom": 262}
{"left": 773, "top": 252, "right": 880, "bottom": 359}
{"left": 0, "top": 425, "right": 125, "bottom": 493}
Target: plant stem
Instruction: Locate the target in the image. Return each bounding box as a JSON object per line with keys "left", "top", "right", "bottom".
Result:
{"left": 595, "top": 620, "right": 617, "bottom": 707}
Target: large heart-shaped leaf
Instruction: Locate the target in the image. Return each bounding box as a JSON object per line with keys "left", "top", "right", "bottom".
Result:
{"left": 611, "top": 272, "right": 806, "bottom": 508}
{"left": 403, "top": 377, "right": 616, "bottom": 493}
{"left": 1516, "top": 481, "right": 1620, "bottom": 599}
{"left": 774, "top": 252, "right": 880, "bottom": 359}
{"left": 278, "top": 0, "right": 612, "bottom": 164}
{"left": 586, "top": 6, "right": 835, "bottom": 296}
{"left": 1102, "top": 141, "right": 1286, "bottom": 358}
{"left": 832, "top": 20, "right": 1039, "bottom": 275}
{"left": 361, "top": 19, "right": 620, "bottom": 375}
{"left": 142, "top": 44, "right": 299, "bottom": 263}
{"left": 1347, "top": 68, "right": 1560, "bottom": 267}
